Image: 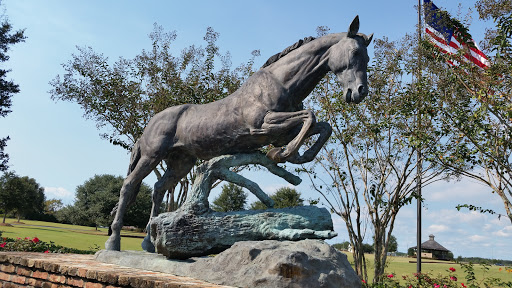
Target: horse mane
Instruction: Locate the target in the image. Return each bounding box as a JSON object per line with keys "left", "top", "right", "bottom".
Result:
{"left": 262, "top": 36, "right": 316, "bottom": 68}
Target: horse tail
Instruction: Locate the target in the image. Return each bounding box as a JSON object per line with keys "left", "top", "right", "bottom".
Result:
{"left": 128, "top": 140, "right": 142, "bottom": 176}
{"left": 110, "top": 140, "right": 143, "bottom": 218}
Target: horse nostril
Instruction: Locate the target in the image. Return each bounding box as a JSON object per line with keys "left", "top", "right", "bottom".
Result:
{"left": 358, "top": 85, "right": 365, "bottom": 95}
{"left": 345, "top": 89, "right": 352, "bottom": 103}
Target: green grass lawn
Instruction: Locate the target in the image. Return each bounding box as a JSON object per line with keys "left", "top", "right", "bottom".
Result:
{"left": 0, "top": 218, "right": 145, "bottom": 251}
{"left": 343, "top": 251, "right": 512, "bottom": 286}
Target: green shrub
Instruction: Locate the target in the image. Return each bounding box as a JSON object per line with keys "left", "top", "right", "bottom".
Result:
{"left": 0, "top": 236, "right": 98, "bottom": 254}
{"left": 362, "top": 264, "right": 512, "bottom": 288}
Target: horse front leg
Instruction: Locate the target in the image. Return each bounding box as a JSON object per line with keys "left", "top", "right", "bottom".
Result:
{"left": 252, "top": 110, "right": 315, "bottom": 163}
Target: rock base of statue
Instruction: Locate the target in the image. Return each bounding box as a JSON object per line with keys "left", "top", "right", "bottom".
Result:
{"left": 95, "top": 239, "right": 361, "bottom": 288}
{"left": 150, "top": 205, "right": 337, "bottom": 259}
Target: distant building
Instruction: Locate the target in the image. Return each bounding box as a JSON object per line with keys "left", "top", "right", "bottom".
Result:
{"left": 409, "top": 234, "right": 451, "bottom": 260}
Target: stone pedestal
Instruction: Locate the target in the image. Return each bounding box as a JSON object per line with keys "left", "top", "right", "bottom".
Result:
{"left": 95, "top": 239, "right": 362, "bottom": 288}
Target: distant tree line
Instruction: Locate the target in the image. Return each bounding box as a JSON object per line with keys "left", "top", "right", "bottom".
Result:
{"left": 455, "top": 256, "right": 512, "bottom": 266}
{"left": 332, "top": 235, "right": 398, "bottom": 254}
{"left": 0, "top": 172, "right": 45, "bottom": 223}
{"left": 211, "top": 184, "right": 305, "bottom": 212}
{"left": 55, "top": 174, "right": 152, "bottom": 230}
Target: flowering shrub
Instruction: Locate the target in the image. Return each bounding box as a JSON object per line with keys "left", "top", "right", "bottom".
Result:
{"left": 0, "top": 237, "right": 97, "bottom": 254}
{"left": 361, "top": 264, "right": 512, "bottom": 288}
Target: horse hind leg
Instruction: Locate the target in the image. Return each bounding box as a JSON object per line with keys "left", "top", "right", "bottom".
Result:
{"left": 251, "top": 110, "right": 316, "bottom": 163}
{"left": 141, "top": 152, "right": 197, "bottom": 252}
{"left": 287, "top": 121, "right": 332, "bottom": 164}
{"left": 105, "top": 155, "right": 161, "bottom": 251}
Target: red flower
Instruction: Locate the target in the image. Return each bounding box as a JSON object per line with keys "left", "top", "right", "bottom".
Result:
{"left": 461, "top": 283, "right": 467, "bottom": 288}
{"left": 31, "top": 237, "right": 40, "bottom": 243}
{"left": 387, "top": 274, "right": 394, "bottom": 278}
{"left": 43, "top": 250, "right": 49, "bottom": 253}
{"left": 450, "top": 276, "right": 458, "bottom": 281}
{"left": 0, "top": 242, "right": 6, "bottom": 248}
{"left": 449, "top": 267, "right": 456, "bottom": 272}
{"left": 362, "top": 279, "right": 366, "bottom": 283}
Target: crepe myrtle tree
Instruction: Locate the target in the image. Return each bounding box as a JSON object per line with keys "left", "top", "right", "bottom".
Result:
{"left": 420, "top": 0, "right": 512, "bottom": 224}
{"left": 301, "top": 28, "right": 447, "bottom": 282}
{"left": 50, "top": 24, "right": 259, "bottom": 211}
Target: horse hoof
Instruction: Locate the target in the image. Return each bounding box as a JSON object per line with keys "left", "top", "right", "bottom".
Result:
{"left": 105, "top": 236, "right": 121, "bottom": 251}
{"left": 141, "top": 236, "right": 155, "bottom": 253}
{"left": 266, "top": 148, "right": 286, "bottom": 163}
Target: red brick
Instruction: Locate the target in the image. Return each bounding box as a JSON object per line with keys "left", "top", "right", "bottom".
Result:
{"left": 77, "top": 268, "right": 88, "bottom": 278}
{"left": 16, "top": 266, "right": 32, "bottom": 276}
{"left": 85, "top": 270, "right": 98, "bottom": 280}
{"left": 65, "top": 267, "right": 80, "bottom": 277}
{"left": 11, "top": 275, "right": 26, "bottom": 284}
{"left": 1, "top": 264, "right": 16, "bottom": 273}
{"left": 0, "top": 271, "right": 11, "bottom": 281}
{"left": 48, "top": 273, "right": 66, "bottom": 283}
{"left": 26, "top": 277, "right": 38, "bottom": 286}
{"left": 33, "top": 270, "right": 49, "bottom": 279}
{"left": 4, "top": 282, "right": 24, "bottom": 288}
{"left": 84, "top": 282, "right": 104, "bottom": 288}
{"left": 51, "top": 284, "right": 72, "bottom": 288}
{"left": 96, "top": 271, "right": 118, "bottom": 284}
{"left": 117, "top": 274, "right": 132, "bottom": 286}
{"left": 67, "top": 277, "right": 84, "bottom": 287}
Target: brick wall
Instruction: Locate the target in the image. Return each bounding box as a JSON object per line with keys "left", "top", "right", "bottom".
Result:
{"left": 0, "top": 252, "right": 232, "bottom": 288}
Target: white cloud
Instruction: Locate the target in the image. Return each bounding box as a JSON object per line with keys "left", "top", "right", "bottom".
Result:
{"left": 425, "top": 209, "right": 487, "bottom": 225}
{"left": 425, "top": 179, "right": 489, "bottom": 202}
{"left": 261, "top": 183, "right": 295, "bottom": 194}
{"left": 493, "top": 226, "right": 512, "bottom": 238}
{"left": 43, "top": 187, "right": 75, "bottom": 205}
{"left": 428, "top": 224, "right": 450, "bottom": 233}
{"left": 468, "top": 234, "right": 488, "bottom": 243}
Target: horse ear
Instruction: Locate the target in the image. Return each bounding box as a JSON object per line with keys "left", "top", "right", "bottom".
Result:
{"left": 365, "top": 33, "right": 374, "bottom": 46}
{"left": 348, "top": 15, "right": 359, "bottom": 37}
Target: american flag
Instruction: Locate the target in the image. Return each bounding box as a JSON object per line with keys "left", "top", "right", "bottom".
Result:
{"left": 423, "top": 0, "right": 490, "bottom": 69}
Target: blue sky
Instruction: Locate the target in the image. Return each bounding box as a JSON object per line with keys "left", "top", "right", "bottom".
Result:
{"left": 0, "top": 0, "right": 510, "bottom": 260}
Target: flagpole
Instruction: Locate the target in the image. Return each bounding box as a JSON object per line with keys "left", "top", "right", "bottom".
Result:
{"left": 416, "top": 0, "right": 423, "bottom": 275}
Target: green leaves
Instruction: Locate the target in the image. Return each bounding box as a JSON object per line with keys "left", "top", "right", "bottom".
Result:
{"left": 49, "top": 25, "right": 256, "bottom": 151}
{"left": 249, "top": 187, "right": 304, "bottom": 210}
{"left": 211, "top": 183, "right": 247, "bottom": 212}
{"left": 0, "top": 18, "right": 26, "bottom": 171}
{"left": 64, "top": 174, "right": 152, "bottom": 229}
{"left": 0, "top": 172, "right": 45, "bottom": 221}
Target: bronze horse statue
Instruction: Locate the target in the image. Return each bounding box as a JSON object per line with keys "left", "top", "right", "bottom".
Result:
{"left": 105, "top": 16, "right": 373, "bottom": 251}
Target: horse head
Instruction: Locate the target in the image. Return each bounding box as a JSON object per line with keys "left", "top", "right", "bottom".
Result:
{"left": 327, "top": 15, "right": 373, "bottom": 104}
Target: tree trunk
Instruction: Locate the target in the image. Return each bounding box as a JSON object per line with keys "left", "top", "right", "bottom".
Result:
{"left": 151, "top": 205, "right": 336, "bottom": 259}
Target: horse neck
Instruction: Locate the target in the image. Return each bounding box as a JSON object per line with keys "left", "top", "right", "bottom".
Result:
{"left": 265, "top": 34, "right": 344, "bottom": 102}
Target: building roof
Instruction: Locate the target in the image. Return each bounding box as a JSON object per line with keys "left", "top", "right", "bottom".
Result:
{"left": 410, "top": 234, "right": 450, "bottom": 252}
